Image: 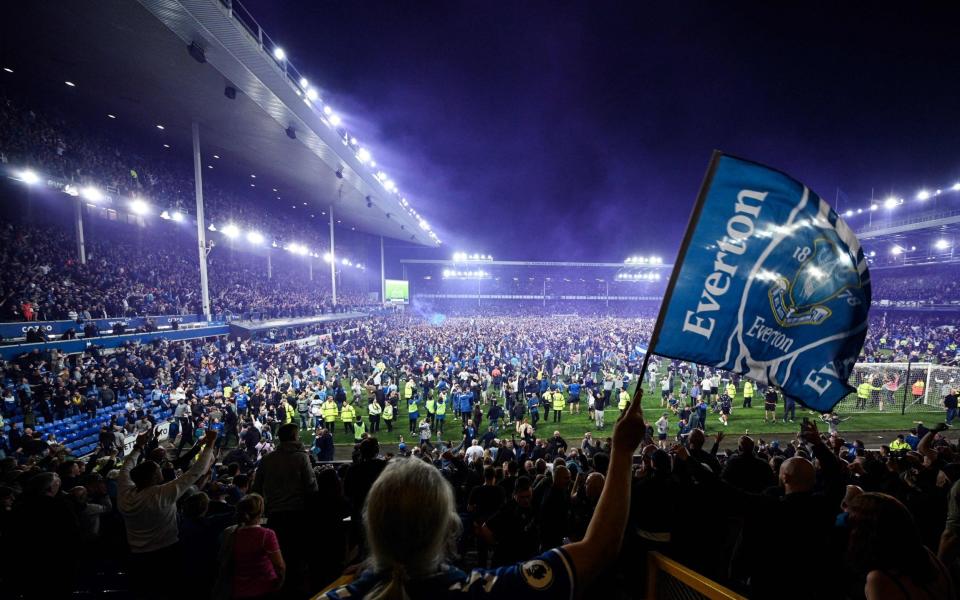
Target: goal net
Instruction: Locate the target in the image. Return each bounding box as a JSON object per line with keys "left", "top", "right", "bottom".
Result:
{"left": 832, "top": 362, "right": 960, "bottom": 414}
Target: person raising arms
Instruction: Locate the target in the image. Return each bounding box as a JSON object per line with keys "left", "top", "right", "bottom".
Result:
{"left": 324, "top": 390, "right": 646, "bottom": 599}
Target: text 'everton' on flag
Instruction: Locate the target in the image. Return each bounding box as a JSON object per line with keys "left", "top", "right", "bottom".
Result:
{"left": 650, "top": 152, "right": 871, "bottom": 413}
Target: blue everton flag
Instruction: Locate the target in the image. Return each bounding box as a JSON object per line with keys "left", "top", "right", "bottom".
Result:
{"left": 651, "top": 152, "right": 871, "bottom": 413}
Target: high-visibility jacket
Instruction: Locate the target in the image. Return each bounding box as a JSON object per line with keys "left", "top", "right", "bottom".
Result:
{"left": 552, "top": 392, "right": 565, "bottom": 411}
{"left": 890, "top": 438, "right": 910, "bottom": 452}
{"left": 408, "top": 399, "right": 419, "bottom": 417}
{"left": 368, "top": 402, "right": 382, "bottom": 416}
{"left": 341, "top": 404, "right": 356, "bottom": 423}
{"left": 426, "top": 398, "right": 436, "bottom": 414}
{"left": 435, "top": 399, "right": 447, "bottom": 416}
{"left": 857, "top": 382, "right": 877, "bottom": 399}
{"left": 618, "top": 390, "right": 630, "bottom": 410}
{"left": 354, "top": 419, "right": 366, "bottom": 441}
{"left": 383, "top": 404, "right": 394, "bottom": 421}
{"left": 540, "top": 391, "right": 552, "bottom": 407}
{"left": 743, "top": 382, "right": 754, "bottom": 398}
{"left": 726, "top": 383, "right": 736, "bottom": 398}
{"left": 405, "top": 381, "right": 415, "bottom": 399}
{"left": 912, "top": 380, "right": 925, "bottom": 397}
{"left": 322, "top": 400, "right": 339, "bottom": 423}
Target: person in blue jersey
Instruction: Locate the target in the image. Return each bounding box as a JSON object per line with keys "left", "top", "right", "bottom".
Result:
{"left": 526, "top": 394, "right": 540, "bottom": 428}
{"left": 325, "top": 391, "right": 646, "bottom": 600}
{"left": 567, "top": 379, "right": 581, "bottom": 415}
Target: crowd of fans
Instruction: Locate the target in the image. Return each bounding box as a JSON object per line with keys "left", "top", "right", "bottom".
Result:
{"left": 0, "top": 218, "right": 375, "bottom": 324}
{"left": 4, "top": 76, "right": 960, "bottom": 600}
{"left": 871, "top": 265, "right": 960, "bottom": 305}
{"left": 0, "top": 92, "right": 336, "bottom": 251}
{"left": 1, "top": 312, "right": 960, "bottom": 599}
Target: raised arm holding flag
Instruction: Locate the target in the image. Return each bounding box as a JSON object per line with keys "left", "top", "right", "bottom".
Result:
{"left": 635, "top": 151, "right": 871, "bottom": 414}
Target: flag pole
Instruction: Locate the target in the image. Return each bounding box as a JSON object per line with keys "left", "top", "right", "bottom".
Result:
{"left": 633, "top": 150, "right": 723, "bottom": 403}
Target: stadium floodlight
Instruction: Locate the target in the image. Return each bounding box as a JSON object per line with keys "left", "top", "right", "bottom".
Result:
{"left": 329, "top": 113, "right": 342, "bottom": 126}
{"left": 160, "top": 211, "right": 171, "bottom": 220}
{"left": 322, "top": 252, "right": 332, "bottom": 262}
{"left": 936, "top": 239, "right": 951, "bottom": 250}
{"left": 156, "top": 124, "right": 165, "bottom": 130}
{"left": 65, "top": 81, "right": 76, "bottom": 87}
{"left": 222, "top": 223, "right": 240, "bottom": 239}
{"left": 17, "top": 169, "right": 41, "bottom": 185}
{"left": 299, "top": 77, "right": 309, "bottom": 88}
{"left": 64, "top": 184, "right": 79, "bottom": 197}
{"left": 208, "top": 223, "right": 217, "bottom": 232}
{"left": 868, "top": 250, "right": 876, "bottom": 257}
{"left": 306, "top": 88, "right": 319, "bottom": 101}
{"left": 870, "top": 204, "right": 878, "bottom": 211}
{"left": 891, "top": 246, "right": 903, "bottom": 255}
{"left": 246, "top": 230, "right": 264, "bottom": 245}
{"left": 342, "top": 258, "right": 351, "bottom": 266}
{"left": 172, "top": 212, "right": 184, "bottom": 222}
{"left": 357, "top": 148, "right": 371, "bottom": 163}
{"left": 272, "top": 47, "right": 286, "bottom": 61}
{"left": 323, "top": 105, "right": 333, "bottom": 116}
{"left": 419, "top": 219, "right": 430, "bottom": 230}
{"left": 129, "top": 198, "right": 149, "bottom": 215}
{"left": 953, "top": 183, "right": 960, "bottom": 191}
{"left": 844, "top": 209, "right": 853, "bottom": 217}
{"left": 81, "top": 186, "right": 103, "bottom": 202}
{"left": 917, "top": 190, "right": 930, "bottom": 201}
{"left": 884, "top": 196, "right": 899, "bottom": 209}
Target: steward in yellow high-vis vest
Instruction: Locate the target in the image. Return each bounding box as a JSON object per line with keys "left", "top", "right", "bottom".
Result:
{"left": 618, "top": 389, "right": 630, "bottom": 415}
{"left": 340, "top": 402, "right": 356, "bottom": 434}
{"left": 322, "top": 398, "right": 339, "bottom": 424}
{"left": 382, "top": 402, "right": 395, "bottom": 433}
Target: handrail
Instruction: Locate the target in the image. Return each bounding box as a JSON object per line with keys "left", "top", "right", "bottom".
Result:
{"left": 856, "top": 206, "right": 960, "bottom": 234}
{"left": 646, "top": 552, "right": 747, "bottom": 600}
{"left": 217, "top": 0, "right": 310, "bottom": 106}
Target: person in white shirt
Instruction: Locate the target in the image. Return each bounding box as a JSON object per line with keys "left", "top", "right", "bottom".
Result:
{"left": 465, "top": 439, "right": 484, "bottom": 463}
{"left": 655, "top": 414, "right": 670, "bottom": 448}
{"left": 118, "top": 428, "right": 217, "bottom": 597}
{"left": 701, "top": 375, "right": 714, "bottom": 403}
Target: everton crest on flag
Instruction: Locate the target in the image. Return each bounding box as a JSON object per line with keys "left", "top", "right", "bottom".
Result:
{"left": 651, "top": 152, "right": 871, "bottom": 413}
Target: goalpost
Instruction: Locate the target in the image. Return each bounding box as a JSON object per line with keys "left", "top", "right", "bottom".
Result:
{"left": 832, "top": 362, "right": 960, "bottom": 413}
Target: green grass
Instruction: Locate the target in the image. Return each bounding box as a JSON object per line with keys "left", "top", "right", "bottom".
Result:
{"left": 303, "top": 379, "right": 934, "bottom": 447}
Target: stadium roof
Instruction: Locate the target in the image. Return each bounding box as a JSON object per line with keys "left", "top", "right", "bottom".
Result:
{"left": 6, "top": 0, "right": 437, "bottom": 246}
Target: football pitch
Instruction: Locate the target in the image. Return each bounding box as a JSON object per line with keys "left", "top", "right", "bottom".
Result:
{"left": 308, "top": 381, "right": 942, "bottom": 447}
